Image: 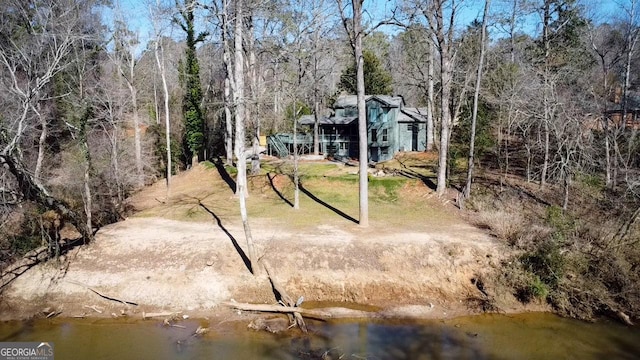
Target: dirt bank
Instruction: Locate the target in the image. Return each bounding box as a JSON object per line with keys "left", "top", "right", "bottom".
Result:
{"left": 0, "top": 162, "right": 539, "bottom": 321}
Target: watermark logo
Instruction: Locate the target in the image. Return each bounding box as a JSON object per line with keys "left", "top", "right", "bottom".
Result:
{"left": 0, "top": 342, "right": 54, "bottom": 360}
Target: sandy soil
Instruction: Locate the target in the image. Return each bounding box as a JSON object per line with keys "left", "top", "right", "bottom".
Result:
{"left": 0, "top": 162, "right": 531, "bottom": 322}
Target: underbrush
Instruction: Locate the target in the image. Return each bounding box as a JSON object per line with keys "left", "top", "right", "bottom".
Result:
{"left": 471, "top": 178, "right": 640, "bottom": 322}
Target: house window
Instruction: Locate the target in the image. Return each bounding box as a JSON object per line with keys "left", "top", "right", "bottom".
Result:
{"left": 381, "top": 147, "right": 389, "bottom": 156}
{"left": 382, "top": 108, "right": 389, "bottom": 122}
{"left": 372, "top": 129, "right": 378, "bottom": 142}
{"left": 382, "top": 129, "right": 388, "bottom": 142}
{"left": 369, "top": 106, "right": 379, "bottom": 122}
{"left": 407, "top": 124, "right": 413, "bottom": 131}
{"left": 344, "top": 106, "right": 357, "bottom": 117}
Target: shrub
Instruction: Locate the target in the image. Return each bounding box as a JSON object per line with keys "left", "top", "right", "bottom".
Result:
{"left": 475, "top": 209, "right": 526, "bottom": 245}
{"left": 520, "top": 240, "right": 565, "bottom": 289}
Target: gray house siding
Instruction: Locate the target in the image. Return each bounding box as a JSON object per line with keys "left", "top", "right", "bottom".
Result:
{"left": 271, "top": 95, "right": 426, "bottom": 162}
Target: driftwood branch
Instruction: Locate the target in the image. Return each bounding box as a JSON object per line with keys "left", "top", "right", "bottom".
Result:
{"left": 67, "top": 280, "right": 138, "bottom": 306}
{"left": 142, "top": 311, "right": 179, "bottom": 319}
{"left": 222, "top": 302, "right": 331, "bottom": 319}
{"left": 83, "top": 304, "right": 103, "bottom": 313}
{"left": 222, "top": 301, "right": 375, "bottom": 319}
{"left": 262, "top": 260, "right": 307, "bottom": 332}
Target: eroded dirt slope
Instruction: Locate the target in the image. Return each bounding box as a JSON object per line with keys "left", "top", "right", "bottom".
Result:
{"left": 1, "top": 162, "right": 519, "bottom": 320}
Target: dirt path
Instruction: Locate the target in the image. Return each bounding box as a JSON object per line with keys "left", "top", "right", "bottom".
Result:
{"left": 0, "top": 163, "right": 522, "bottom": 321}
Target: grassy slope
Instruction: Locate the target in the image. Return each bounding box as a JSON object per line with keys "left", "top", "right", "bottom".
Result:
{"left": 129, "top": 155, "right": 460, "bottom": 235}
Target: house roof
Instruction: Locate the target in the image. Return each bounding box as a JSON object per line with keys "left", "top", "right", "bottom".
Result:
{"left": 398, "top": 107, "right": 427, "bottom": 123}
{"left": 607, "top": 91, "right": 640, "bottom": 111}
{"left": 299, "top": 94, "right": 420, "bottom": 125}
{"left": 298, "top": 115, "right": 357, "bottom": 126}
{"left": 333, "top": 94, "right": 405, "bottom": 108}
{"left": 371, "top": 95, "right": 404, "bottom": 107}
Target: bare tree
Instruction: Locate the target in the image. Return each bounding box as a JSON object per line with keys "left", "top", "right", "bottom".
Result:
{"left": 149, "top": 0, "right": 174, "bottom": 198}
{"left": 464, "top": 0, "right": 491, "bottom": 200}
{"left": 588, "top": 22, "right": 623, "bottom": 188}
{"left": 619, "top": 0, "right": 640, "bottom": 184}
{"left": 426, "top": 39, "right": 435, "bottom": 151}
{"left": 0, "top": 0, "right": 98, "bottom": 243}
{"left": 232, "top": 0, "right": 258, "bottom": 273}
{"left": 110, "top": 5, "right": 144, "bottom": 186}
{"left": 205, "top": 0, "right": 235, "bottom": 166}
{"left": 420, "top": 0, "right": 461, "bottom": 197}
{"left": 337, "top": 0, "right": 369, "bottom": 227}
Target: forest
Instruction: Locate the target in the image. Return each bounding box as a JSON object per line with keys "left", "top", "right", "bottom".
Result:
{"left": 1, "top": 0, "right": 640, "bottom": 322}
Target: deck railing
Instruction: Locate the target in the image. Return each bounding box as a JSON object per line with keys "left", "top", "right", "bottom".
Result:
{"left": 267, "top": 133, "right": 357, "bottom": 158}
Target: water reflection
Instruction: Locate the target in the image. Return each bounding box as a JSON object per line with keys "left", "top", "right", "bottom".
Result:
{"left": 0, "top": 313, "right": 639, "bottom": 359}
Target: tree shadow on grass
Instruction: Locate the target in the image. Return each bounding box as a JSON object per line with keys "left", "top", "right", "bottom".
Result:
{"left": 298, "top": 183, "right": 358, "bottom": 224}
{"left": 213, "top": 159, "right": 237, "bottom": 193}
{"left": 266, "top": 173, "right": 294, "bottom": 207}
{"left": 396, "top": 157, "right": 438, "bottom": 191}
{"left": 198, "top": 202, "right": 253, "bottom": 274}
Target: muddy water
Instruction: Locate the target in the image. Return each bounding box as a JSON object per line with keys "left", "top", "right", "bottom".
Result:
{"left": 0, "top": 313, "right": 638, "bottom": 359}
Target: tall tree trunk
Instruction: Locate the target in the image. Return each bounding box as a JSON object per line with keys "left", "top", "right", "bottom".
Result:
{"left": 83, "top": 149, "right": 93, "bottom": 238}
{"left": 293, "top": 103, "right": 300, "bottom": 210}
{"left": 436, "top": 48, "right": 452, "bottom": 196}
{"left": 221, "top": 0, "right": 234, "bottom": 166}
{"left": 224, "top": 78, "right": 234, "bottom": 165}
{"left": 622, "top": 3, "right": 639, "bottom": 169}
{"left": 79, "top": 107, "right": 93, "bottom": 241}
{"left": 464, "top": 0, "right": 490, "bottom": 200}
{"left": 313, "top": 98, "right": 320, "bottom": 155}
{"left": 426, "top": 0, "right": 456, "bottom": 197}
{"left": 353, "top": 0, "right": 369, "bottom": 227}
{"left": 154, "top": 35, "right": 172, "bottom": 199}
{"left": 313, "top": 30, "right": 321, "bottom": 156}
{"left": 540, "top": 0, "right": 551, "bottom": 187}
{"left": 233, "top": 0, "right": 257, "bottom": 273}
{"left": 426, "top": 40, "right": 435, "bottom": 151}
{"left": 246, "top": 13, "right": 261, "bottom": 175}
{"left": 129, "top": 82, "right": 143, "bottom": 184}
{"left": 110, "top": 123, "right": 123, "bottom": 206}
{"left": 600, "top": 57, "right": 612, "bottom": 188}
{"left": 34, "top": 106, "right": 47, "bottom": 185}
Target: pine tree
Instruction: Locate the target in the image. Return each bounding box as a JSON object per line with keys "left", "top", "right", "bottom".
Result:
{"left": 175, "top": 0, "right": 208, "bottom": 165}
{"left": 338, "top": 50, "right": 393, "bottom": 95}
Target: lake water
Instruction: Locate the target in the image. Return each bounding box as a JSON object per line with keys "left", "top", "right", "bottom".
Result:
{"left": 1, "top": 312, "right": 638, "bottom": 359}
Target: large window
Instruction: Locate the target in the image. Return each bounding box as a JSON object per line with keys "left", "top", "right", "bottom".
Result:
{"left": 382, "top": 108, "right": 389, "bottom": 122}
{"left": 372, "top": 129, "right": 378, "bottom": 142}
{"left": 344, "top": 106, "right": 357, "bottom": 117}
{"left": 369, "top": 106, "right": 379, "bottom": 122}
{"left": 382, "top": 129, "right": 388, "bottom": 142}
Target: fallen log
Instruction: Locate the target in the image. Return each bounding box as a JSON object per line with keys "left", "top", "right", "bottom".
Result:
{"left": 143, "top": 311, "right": 179, "bottom": 319}
{"left": 222, "top": 301, "right": 377, "bottom": 320}
{"left": 222, "top": 301, "right": 332, "bottom": 320}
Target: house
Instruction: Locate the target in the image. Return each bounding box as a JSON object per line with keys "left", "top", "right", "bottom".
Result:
{"left": 267, "top": 95, "right": 427, "bottom": 162}
{"left": 604, "top": 90, "right": 640, "bottom": 129}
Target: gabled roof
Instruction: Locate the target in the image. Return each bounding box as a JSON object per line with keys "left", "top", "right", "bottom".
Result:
{"left": 298, "top": 115, "right": 357, "bottom": 126}
{"left": 333, "top": 94, "right": 405, "bottom": 108}
{"left": 370, "top": 95, "right": 404, "bottom": 107}
{"left": 398, "top": 107, "right": 427, "bottom": 123}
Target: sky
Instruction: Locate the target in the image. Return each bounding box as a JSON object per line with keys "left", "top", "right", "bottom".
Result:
{"left": 101, "top": 0, "right": 635, "bottom": 52}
